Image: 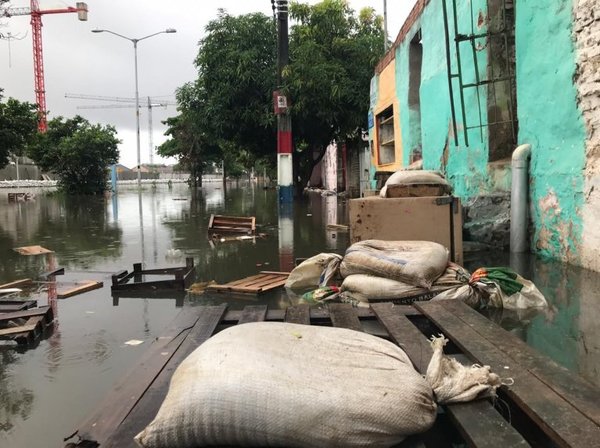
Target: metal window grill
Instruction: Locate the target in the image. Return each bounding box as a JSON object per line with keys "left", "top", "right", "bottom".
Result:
{"left": 442, "top": 0, "right": 517, "bottom": 149}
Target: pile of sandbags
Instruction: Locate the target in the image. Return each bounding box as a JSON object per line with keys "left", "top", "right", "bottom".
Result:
{"left": 285, "top": 240, "right": 547, "bottom": 310}
{"left": 135, "top": 322, "right": 500, "bottom": 448}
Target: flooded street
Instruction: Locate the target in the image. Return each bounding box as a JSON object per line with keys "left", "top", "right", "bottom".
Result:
{"left": 1, "top": 182, "right": 599, "bottom": 447}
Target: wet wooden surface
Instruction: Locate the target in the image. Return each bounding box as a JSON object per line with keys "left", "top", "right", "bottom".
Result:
{"left": 67, "top": 300, "right": 600, "bottom": 448}
{"left": 416, "top": 300, "right": 600, "bottom": 448}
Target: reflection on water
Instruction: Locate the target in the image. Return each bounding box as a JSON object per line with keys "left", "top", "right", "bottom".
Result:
{"left": 0, "top": 182, "right": 598, "bottom": 447}
{"left": 465, "top": 251, "right": 600, "bottom": 388}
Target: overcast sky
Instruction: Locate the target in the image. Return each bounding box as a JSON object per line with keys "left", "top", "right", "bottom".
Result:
{"left": 0, "top": 0, "right": 416, "bottom": 168}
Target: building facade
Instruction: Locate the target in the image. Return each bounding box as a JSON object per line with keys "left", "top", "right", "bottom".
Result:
{"left": 368, "top": 0, "right": 600, "bottom": 270}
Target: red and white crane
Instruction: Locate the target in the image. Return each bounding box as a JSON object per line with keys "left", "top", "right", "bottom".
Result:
{"left": 1, "top": 1, "right": 88, "bottom": 132}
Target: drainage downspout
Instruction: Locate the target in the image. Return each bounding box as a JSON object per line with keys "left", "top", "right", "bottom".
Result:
{"left": 510, "top": 144, "right": 532, "bottom": 252}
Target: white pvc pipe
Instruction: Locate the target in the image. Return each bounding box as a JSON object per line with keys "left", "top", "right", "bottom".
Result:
{"left": 510, "top": 144, "right": 532, "bottom": 252}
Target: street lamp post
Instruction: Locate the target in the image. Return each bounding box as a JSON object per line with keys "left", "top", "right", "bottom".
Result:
{"left": 92, "top": 28, "right": 176, "bottom": 187}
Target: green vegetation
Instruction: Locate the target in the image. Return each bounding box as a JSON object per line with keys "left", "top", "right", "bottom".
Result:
{"left": 27, "top": 116, "right": 120, "bottom": 194}
{"left": 160, "top": 0, "right": 384, "bottom": 190}
{"left": 0, "top": 89, "right": 38, "bottom": 169}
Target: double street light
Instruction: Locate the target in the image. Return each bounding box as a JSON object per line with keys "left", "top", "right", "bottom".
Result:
{"left": 92, "top": 28, "right": 176, "bottom": 187}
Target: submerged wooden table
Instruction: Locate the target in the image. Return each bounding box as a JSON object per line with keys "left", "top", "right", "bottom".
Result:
{"left": 65, "top": 300, "right": 600, "bottom": 448}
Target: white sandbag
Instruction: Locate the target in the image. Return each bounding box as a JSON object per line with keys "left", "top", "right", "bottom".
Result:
{"left": 284, "top": 253, "right": 343, "bottom": 290}
{"left": 340, "top": 263, "right": 469, "bottom": 304}
{"left": 380, "top": 170, "right": 451, "bottom": 198}
{"left": 340, "top": 240, "right": 449, "bottom": 288}
{"left": 433, "top": 268, "right": 548, "bottom": 310}
{"left": 135, "top": 322, "right": 438, "bottom": 448}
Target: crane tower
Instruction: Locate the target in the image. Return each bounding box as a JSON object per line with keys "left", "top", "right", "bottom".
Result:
{"left": 1, "top": 1, "right": 88, "bottom": 132}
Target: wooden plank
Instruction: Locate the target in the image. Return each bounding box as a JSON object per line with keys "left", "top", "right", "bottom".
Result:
{"left": 0, "top": 306, "right": 52, "bottom": 323}
{"left": 42, "top": 267, "right": 65, "bottom": 278}
{"left": 371, "top": 302, "right": 433, "bottom": 373}
{"left": 13, "top": 245, "right": 53, "bottom": 255}
{"left": 0, "top": 300, "right": 37, "bottom": 313}
{"left": 259, "top": 271, "right": 291, "bottom": 276}
{"left": 72, "top": 305, "right": 220, "bottom": 446}
{"left": 446, "top": 400, "right": 530, "bottom": 448}
{"left": 103, "top": 305, "right": 228, "bottom": 448}
{"left": 237, "top": 305, "right": 268, "bottom": 324}
{"left": 0, "top": 315, "right": 44, "bottom": 337}
{"left": 441, "top": 299, "right": 600, "bottom": 426}
{"left": 371, "top": 303, "right": 530, "bottom": 448}
{"left": 57, "top": 281, "right": 103, "bottom": 299}
{"left": 416, "top": 301, "right": 600, "bottom": 448}
{"left": 0, "top": 278, "right": 32, "bottom": 289}
{"left": 285, "top": 304, "right": 311, "bottom": 325}
{"left": 328, "top": 303, "right": 362, "bottom": 331}
{"left": 242, "top": 274, "right": 282, "bottom": 288}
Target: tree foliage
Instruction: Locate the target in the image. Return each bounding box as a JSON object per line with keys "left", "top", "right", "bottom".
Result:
{"left": 0, "top": 90, "right": 38, "bottom": 169}
{"left": 159, "top": 11, "right": 277, "bottom": 183}
{"left": 28, "top": 116, "right": 120, "bottom": 194}
{"left": 288, "top": 0, "right": 384, "bottom": 186}
{"left": 161, "top": 0, "right": 383, "bottom": 190}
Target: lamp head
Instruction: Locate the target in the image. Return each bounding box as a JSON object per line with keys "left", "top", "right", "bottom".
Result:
{"left": 165, "top": 28, "right": 177, "bottom": 34}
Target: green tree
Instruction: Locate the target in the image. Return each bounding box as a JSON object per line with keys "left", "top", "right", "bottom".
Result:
{"left": 162, "top": 1, "right": 383, "bottom": 192}
{"left": 287, "top": 0, "right": 384, "bottom": 190}
{"left": 0, "top": 90, "right": 38, "bottom": 169}
{"left": 160, "top": 10, "right": 277, "bottom": 184}
{"left": 28, "top": 115, "right": 120, "bottom": 194}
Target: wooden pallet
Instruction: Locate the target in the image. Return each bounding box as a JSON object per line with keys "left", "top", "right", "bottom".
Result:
{"left": 0, "top": 306, "right": 54, "bottom": 345}
{"left": 208, "top": 214, "right": 256, "bottom": 235}
{"left": 65, "top": 300, "right": 600, "bottom": 448}
{"left": 205, "top": 271, "right": 289, "bottom": 295}
{"left": 0, "top": 300, "right": 37, "bottom": 313}
{"left": 111, "top": 259, "right": 196, "bottom": 294}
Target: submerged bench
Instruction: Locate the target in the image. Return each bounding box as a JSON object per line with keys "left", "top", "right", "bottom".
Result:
{"left": 65, "top": 300, "right": 600, "bottom": 448}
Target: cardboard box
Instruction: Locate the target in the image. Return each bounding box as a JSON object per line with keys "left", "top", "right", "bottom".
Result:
{"left": 348, "top": 196, "right": 463, "bottom": 265}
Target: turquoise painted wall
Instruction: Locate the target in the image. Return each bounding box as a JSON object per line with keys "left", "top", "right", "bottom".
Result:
{"left": 516, "top": 0, "right": 585, "bottom": 260}
{"left": 393, "top": 0, "right": 493, "bottom": 199}
{"left": 368, "top": 75, "right": 379, "bottom": 190}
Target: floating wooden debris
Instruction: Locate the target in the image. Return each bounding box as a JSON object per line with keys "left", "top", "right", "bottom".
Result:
{"left": 13, "top": 245, "right": 54, "bottom": 256}
{"left": 0, "top": 300, "right": 37, "bottom": 313}
{"left": 208, "top": 214, "right": 256, "bottom": 235}
{"left": 8, "top": 192, "right": 35, "bottom": 202}
{"left": 326, "top": 224, "right": 349, "bottom": 232}
{"left": 0, "top": 306, "right": 54, "bottom": 345}
{"left": 66, "top": 300, "right": 600, "bottom": 448}
{"left": 57, "top": 280, "right": 103, "bottom": 299}
{"left": 205, "top": 271, "right": 289, "bottom": 295}
{"left": 111, "top": 258, "right": 196, "bottom": 294}
{"left": 0, "top": 278, "right": 33, "bottom": 289}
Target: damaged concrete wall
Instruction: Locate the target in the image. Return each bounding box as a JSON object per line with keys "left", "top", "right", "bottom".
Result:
{"left": 516, "top": 0, "right": 586, "bottom": 263}
{"left": 576, "top": 0, "right": 600, "bottom": 271}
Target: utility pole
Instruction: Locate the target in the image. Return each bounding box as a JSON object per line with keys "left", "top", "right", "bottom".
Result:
{"left": 383, "top": 0, "right": 389, "bottom": 51}
{"left": 275, "top": 0, "right": 293, "bottom": 203}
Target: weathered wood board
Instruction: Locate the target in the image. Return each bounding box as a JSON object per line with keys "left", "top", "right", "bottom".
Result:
{"left": 65, "top": 301, "right": 600, "bottom": 448}
{"left": 205, "top": 271, "right": 289, "bottom": 295}
{"left": 13, "top": 245, "right": 53, "bottom": 255}
{"left": 57, "top": 280, "right": 103, "bottom": 299}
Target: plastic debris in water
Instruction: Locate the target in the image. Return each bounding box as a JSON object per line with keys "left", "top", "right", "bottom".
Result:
{"left": 124, "top": 339, "right": 144, "bottom": 346}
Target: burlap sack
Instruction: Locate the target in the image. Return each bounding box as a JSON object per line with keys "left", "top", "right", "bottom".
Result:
{"left": 135, "top": 322, "right": 437, "bottom": 448}
{"left": 339, "top": 240, "right": 449, "bottom": 288}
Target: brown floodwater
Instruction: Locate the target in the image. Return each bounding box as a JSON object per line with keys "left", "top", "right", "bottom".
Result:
{"left": 0, "top": 182, "right": 598, "bottom": 447}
